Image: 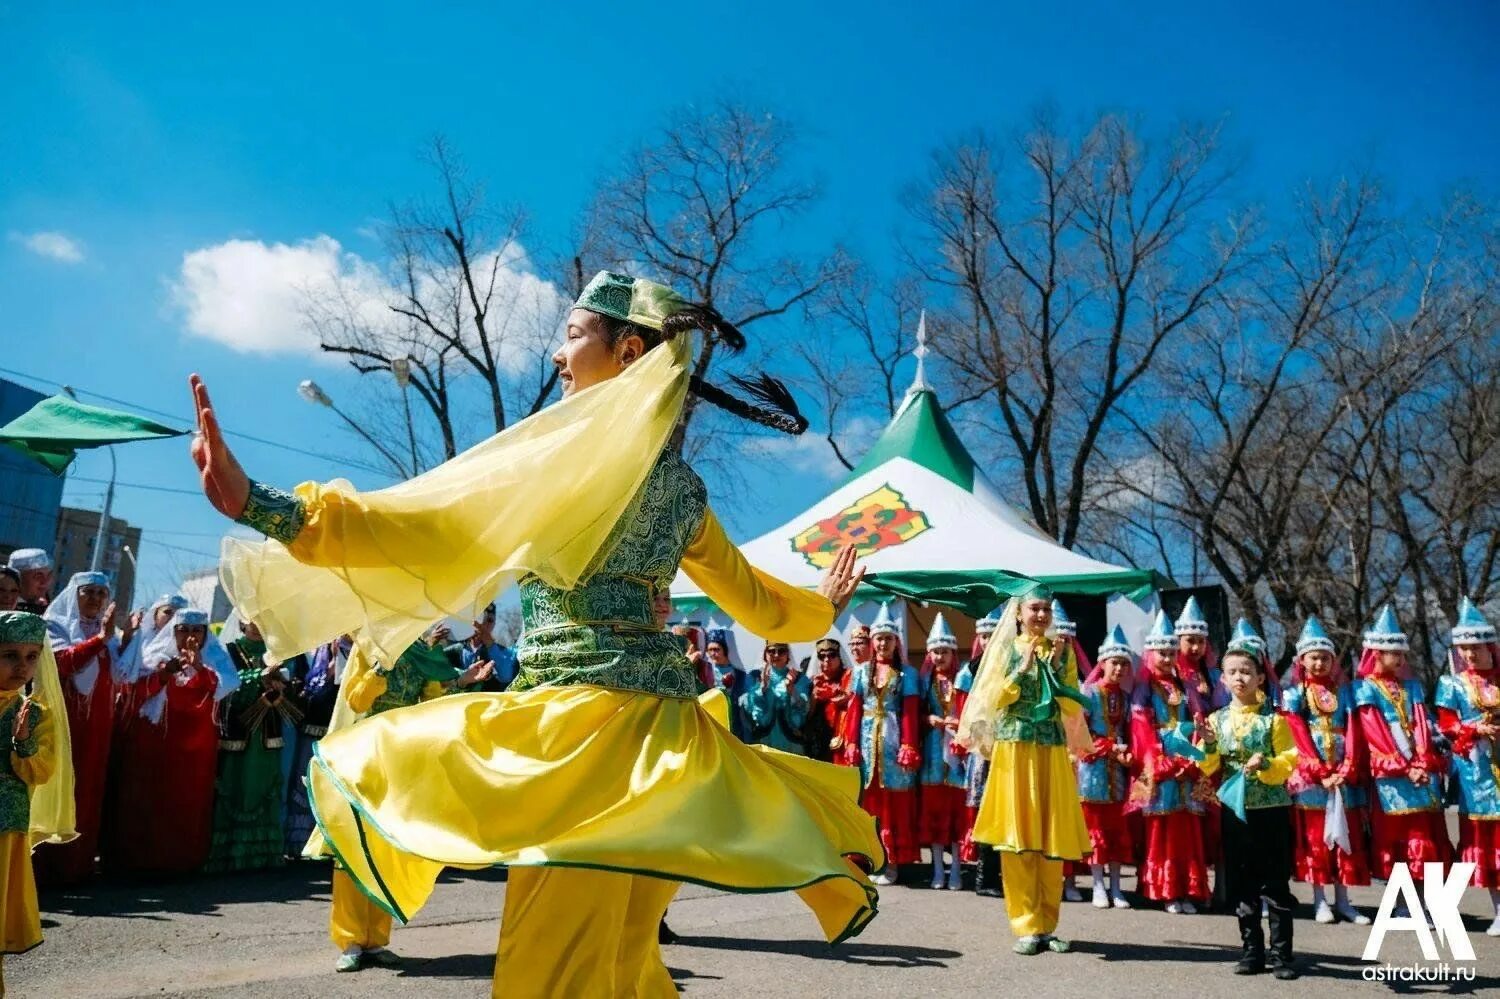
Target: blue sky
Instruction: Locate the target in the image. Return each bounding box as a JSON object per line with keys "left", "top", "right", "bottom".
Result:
{"left": 3, "top": 0, "right": 1496, "bottom": 606}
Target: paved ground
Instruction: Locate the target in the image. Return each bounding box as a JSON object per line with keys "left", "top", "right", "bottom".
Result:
{"left": 9, "top": 864, "right": 1499, "bottom": 997}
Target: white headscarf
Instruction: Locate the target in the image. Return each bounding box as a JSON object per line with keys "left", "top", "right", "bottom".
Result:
{"left": 116, "top": 593, "right": 190, "bottom": 684}
{"left": 43, "top": 570, "right": 112, "bottom": 698}
{"left": 136, "top": 608, "right": 240, "bottom": 722}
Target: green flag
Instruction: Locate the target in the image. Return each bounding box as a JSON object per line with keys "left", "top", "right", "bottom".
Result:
{"left": 0, "top": 395, "right": 188, "bottom": 474}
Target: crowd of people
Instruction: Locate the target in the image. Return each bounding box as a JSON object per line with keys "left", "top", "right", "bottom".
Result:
{"left": 0, "top": 547, "right": 518, "bottom": 893}
{"left": 689, "top": 589, "right": 1500, "bottom": 971}
{"left": 3, "top": 538, "right": 1499, "bottom": 982}
{"left": 1, "top": 267, "right": 1496, "bottom": 992}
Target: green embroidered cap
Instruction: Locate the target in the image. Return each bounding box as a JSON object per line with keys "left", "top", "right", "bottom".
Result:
{"left": 1015, "top": 579, "right": 1054, "bottom": 602}
{"left": 574, "top": 271, "right": 687, "bottom": 331}
{"left": 0, "top": 610, "right": 46, "bottom": 645}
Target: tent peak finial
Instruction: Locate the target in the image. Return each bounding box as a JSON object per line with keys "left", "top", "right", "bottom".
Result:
{"left": 907, "top": 310, "right": 930, "bottom": 395}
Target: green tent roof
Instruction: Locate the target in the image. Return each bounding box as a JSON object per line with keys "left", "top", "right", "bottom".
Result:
{"left": 844, "top": 388, "right": 975, "bottom": 491}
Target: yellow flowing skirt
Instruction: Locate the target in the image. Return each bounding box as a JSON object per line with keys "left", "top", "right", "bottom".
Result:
{"left": 308, "top": 686, "right": 883, "bottom": 944}
{"left": 972, "top": 741, "right": 1090, "bottom": 861}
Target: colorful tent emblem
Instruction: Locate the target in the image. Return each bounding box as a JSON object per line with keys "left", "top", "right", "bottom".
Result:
{"left": 790, "top": 484, "right": 932, "bottom": 569}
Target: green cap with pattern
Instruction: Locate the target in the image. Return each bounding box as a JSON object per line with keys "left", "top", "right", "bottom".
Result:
{"left": 0, "top": 610, "right": 46, "bottom": 645}
{"left": 574, "top": 271, "right": 687, "bottom": 332}
{"left": 1015, "top": 579, "right": 1054, "bottom": 602}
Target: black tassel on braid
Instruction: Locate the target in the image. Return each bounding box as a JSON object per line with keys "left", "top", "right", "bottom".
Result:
{"left": 689, "top": 372, "right": 808, "bottom": 436}
{"left": 602, "top": 302, "right": 802, "bottom": 434}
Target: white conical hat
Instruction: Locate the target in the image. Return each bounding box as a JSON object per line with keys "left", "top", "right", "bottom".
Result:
{"left": 870, "top": 601, "right": 900, "bottom": 637}
{"left": 927, "top": 611, "right": 958, "bottom": 650}
{"left": 1050, "top": 599, "right": 1075, "bottom": 637}
{"left": 1143, "top": 609, "right": 1176, "bottom": 651}
{"left": 1452, "top": 596, "right": 1497, "bottom": 646}
{"left": 1174, "top": 596, "right": 1209, "bottom": 637}
{"left": 1097, "top": 624, "right": 1134, "bottom": 662}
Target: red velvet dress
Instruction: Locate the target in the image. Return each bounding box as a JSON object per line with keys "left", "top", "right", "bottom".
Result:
{"left": 1281, "top": 680, "right": 1371, "bottom": 886}
{"left": 32, "top": 635, "right": 114, "bottom": 886}
{"left": 103, "top": 664, "right": 220, "bottom": 876}
{"left": 1353, "top": 677, "right": 1450, "bottom": 880}
{"left": 1128, "top": 672, "right": 1211, "bottom": 902}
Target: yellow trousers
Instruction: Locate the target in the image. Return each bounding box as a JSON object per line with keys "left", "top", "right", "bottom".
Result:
{"left": 1000, "top": 852, "right": 1062, "bottom": 938}
{"left": 329, "top": 868, "right": 392, "bottom": 951}
{"left": 493, "top": 866, "right": 678, "bottom": 999}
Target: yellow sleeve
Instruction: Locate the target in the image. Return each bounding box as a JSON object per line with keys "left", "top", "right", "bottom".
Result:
{"left": 1198, "top": 709, "right": 1222, "bottom": 776}
{"left": 679, "top": 507, "right": 835, "bottom": 642}
{"left": 11, "top": 703, "right": 55, "bottom": 788}
{"left": 1258, "top": 715, "right": 1298, "bottom": 786}
{"left": 420, "top": 681, "right": 450, "bottom": 702}
{"left": 343, "top": 668, "right": 388, "bottom": 715}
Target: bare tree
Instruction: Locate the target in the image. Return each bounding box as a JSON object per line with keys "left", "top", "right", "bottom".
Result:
{"left": 589, "top": 101, "right": 848, "bottom": 450}
{"left": 913, "top": 112, "right": 1250, "bottom": 548}
{"left": 308, "top": 138, "right": 570, "bottom": 474}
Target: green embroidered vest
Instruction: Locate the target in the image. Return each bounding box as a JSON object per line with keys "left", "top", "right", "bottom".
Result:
{"left": 1210, "top": 708, "right": 1291, "bottom": 809}
{"left": 993, "top": 641, "right": 1067, "bottom": 747}
{"left": 0, "top": 695, "right": 42, "bottom": 834}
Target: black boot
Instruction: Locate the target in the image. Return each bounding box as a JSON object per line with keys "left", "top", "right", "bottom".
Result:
{"left": 1267, "top": 896, "right": 1297, "bottom": 980}
{"left": 976, "top": 847, "right": 1001, "bottom": 898}
{"left": 657, "top": 918, "right": 678, "bottom": 945}
{"left": 1234, "top": 904, "right": 1265, "bottom": 975}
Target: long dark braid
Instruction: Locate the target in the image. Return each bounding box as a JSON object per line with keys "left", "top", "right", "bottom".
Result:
{"left": 601, "top": 304, "right": 807, "bottom": 435}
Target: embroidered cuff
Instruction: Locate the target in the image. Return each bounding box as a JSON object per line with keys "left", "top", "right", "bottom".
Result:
{"left": 12, "top": 731, "right": 39, "bottom": 758}
{"left": 236, "top": 481, "right": 308, "bottom": 545}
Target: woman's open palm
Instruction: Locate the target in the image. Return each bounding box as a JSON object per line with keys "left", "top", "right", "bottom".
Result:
{"left": 817, "top": 544, "right": 866, "bottom": 614}
{"left": 189, "top": 374, "right": 250, "bottom": 519}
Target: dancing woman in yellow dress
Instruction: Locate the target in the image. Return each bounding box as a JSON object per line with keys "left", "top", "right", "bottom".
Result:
{"left": 188, "top": 272, "right": 881, "bottom": 998}
{"left": 957, "top": 584, "right": 1091, "bottom": 955}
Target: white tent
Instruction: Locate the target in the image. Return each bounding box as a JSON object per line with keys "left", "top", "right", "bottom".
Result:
{"left": 671, "top": 353, "right": 1159, "bottom": 668}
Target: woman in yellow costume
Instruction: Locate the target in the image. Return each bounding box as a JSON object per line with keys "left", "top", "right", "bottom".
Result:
{"left": 956, "top": 583, "right": 1091, "bottom": 955}
{"left": 0, "top": 609, "right": 77, "bottom": 994}
{"left": 188, "top": 271, "right": 880, "bottom": 998}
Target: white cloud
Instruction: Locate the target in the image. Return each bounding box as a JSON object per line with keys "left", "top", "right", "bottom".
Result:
{"left": 746, "top": 414, "right": 884, "bottom": 479}
{"left": 11, "top": 230, "right": 85, "bottom": 264}
{"left": 171, "top": 234, "right": 567, "bottom": 369}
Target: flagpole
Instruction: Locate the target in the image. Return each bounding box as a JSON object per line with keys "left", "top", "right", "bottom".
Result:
{"left": 60, "top": 385, "right": 116, "bottom": 572}
{"left": 89, "top": 446, "right": 116, "bottom": 572}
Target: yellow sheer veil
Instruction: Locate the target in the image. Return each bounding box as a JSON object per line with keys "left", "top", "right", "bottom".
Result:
{"left": 221, "top": 331, "right": 693, "bottom": 668}
{"left": 955, "top": 598, "right": 1019, "bottom": 758}
{"left": 29, "top": 638, "right": 76, "bottom": 848}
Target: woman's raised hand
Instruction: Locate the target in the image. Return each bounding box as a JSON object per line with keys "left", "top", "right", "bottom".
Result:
{"left": 817, "top": 544, "right": 866, "bottom": 614}
{"left": 189, "top": 374, "right": 250, "bottom": 520}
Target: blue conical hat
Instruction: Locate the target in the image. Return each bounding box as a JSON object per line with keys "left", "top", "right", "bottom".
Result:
{"left": 1144, "top": 609, "right": 1176, "bottom": 651}
{"left": 1050, "top": 599, "right": 1076, "bottom": 637}
{"left": 1231, "top": 617, "right": 1265, "bottom": 652}
{"left": 1295, "top": 615, "right": 1336, "bottom": 656}
{"left": 974, "top": 607, "right": 1002, "bottom": 636}
{"left": 1451, "top": 596, "right": 1497, "bottom": 646}
{"left": 1174, "top": 596, "right": 1209, "bottom": 637}
{"left": 870, "top": 601, "right": 900, "bottom": 637}
{"left": 1097, "top": 624, "right": 1134, "bottom": 662}
{"left": 927, "top": 611, "right": 958, "bottom": 650}
{"left": 1363, "top": 604, "right": 1408, "bottom": 652}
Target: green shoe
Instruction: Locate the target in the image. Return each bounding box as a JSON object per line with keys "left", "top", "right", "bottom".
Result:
{"left": 335, "top": 951, "right": 362, "bottom": 973}
{"left": 1046, "top": 936, "right": 1072, "bottom": 954}
{"left": 1013, "top": 936, "right": 1043, "bottom": 956}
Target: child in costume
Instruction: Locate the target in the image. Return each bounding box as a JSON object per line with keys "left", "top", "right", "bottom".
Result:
{"left": 958, "top": 586, "right": 1090, "bottom": 956}
{"left": 1353, "top": 605, "right": 1450, "bottom": 919}
{"left": 191, "top": 271, "right": 880, "bottom": 999}
{"left": 1280, "top": 615, "right": 1371, "bottom": 925}
{"left": 808, "top": 638, "right": 853, "bottom": 763}
{"left": 0, "top": 610, "right": 74, "bottom": 994}
{"left": 843, "top": 602, "right": 921, "bottom": 885}
{"left": 919, "top": 613, "right": 968, "bottom": 890}
{"left": 1130, "top": 610, "right": 1212, "bottom": 913}
{"left": 1199, "top": 644, "right": 1300, "bottom": 980}
{"left": 1434, "top": 597, "right": 1500, "bottom": 935}
{"left": 740, "top": 640, "right": 811, "bottom": 754}
{"left": 703, "top": 628, "right": 752, "bottom": 743}
{"left": 1077, "top": 625, "right": 1136, "bottom": 909}
{"left": 959, "top": 607, "right": 1001, "bottom": 894}
{"left": 1052, "top": 601, "right": 1096, "bottom": 904}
